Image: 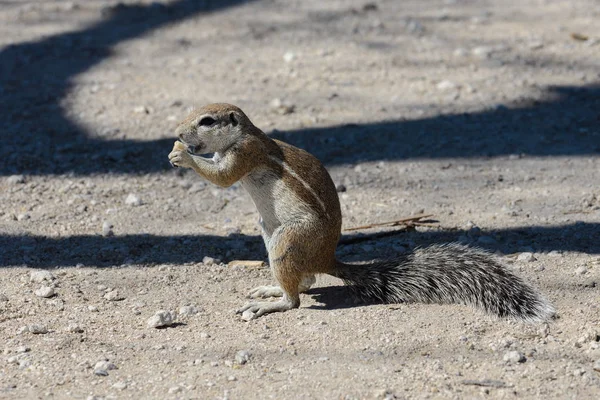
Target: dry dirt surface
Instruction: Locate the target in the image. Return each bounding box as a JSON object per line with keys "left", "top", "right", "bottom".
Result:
{"left": 1, "top": 0, "right": 600, "bottom": 399}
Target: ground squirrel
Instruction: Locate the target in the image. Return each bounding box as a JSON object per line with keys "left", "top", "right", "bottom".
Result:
{"left": 168, "top": 103, "right": 554, "bottom": 322}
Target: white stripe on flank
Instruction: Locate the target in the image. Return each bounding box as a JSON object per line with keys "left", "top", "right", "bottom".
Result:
{"left": 268, "top": 155, "right": 327, "bottom": 214}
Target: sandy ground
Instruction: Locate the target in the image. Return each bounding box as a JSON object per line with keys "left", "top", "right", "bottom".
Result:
{"left": 1, "top": 0, "right": 600, "bottom": 399}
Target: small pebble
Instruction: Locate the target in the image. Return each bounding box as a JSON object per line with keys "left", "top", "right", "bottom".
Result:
{"left": 235, "top": 350, "right": 251, "bottom": 365}
{"left": 94, "top": 360, "right": 117, "bottom": 377}
{"left": 270, "top": 98, "right": 295, "bottom": 115}
{"left": 28, "top": 324, "right": 48, "bottom": 334}
{"left": 179, "top": 305, "right": 198, "bottom": 317}
{"left": 472, "top": 46, "right": 493, "bottom": 58}
{"left": 453, "top": 47, "right": 468, "bottom": 57}
{"left": 528, "top": 41, "right": 544, "bottom": 50}
{"left": 0, "top": 294, "right": 8, "bottom": 302}
{"left": 104, "top": 290, "right": 124, "bottom": 301}
{"left": 335, "top": 183, "right": 347, "bottom": 193}
{"left": 537, "top": 324, "right": 550, "bottom": 338}
{"left": 7, "top": 175, "right": 25, "bottom": 184}
{"left": 282, "top": 51, "right": 296, "bottom": 63}
{"left": 168, "top": 386, "right": 182, "bottom": 394}
{"left": 240, "top": 310, "right": 255, "bottom": 321}
{"left": 134, "top": 105, "right": 149, "bottom": 114}
{"left": 112, "top": 382, "right": 128, "bottom": 390}
{"left": 50, "top": 298, "right": 65, "bottom": 311}
{"left": 66, "top": 323, "right": 84, "bottom": 333}
{"left": 34, "top": 286, "right": 55, "bottom": 298}
{"left": 503, "top": 350, "right": 526, "bottom": 363}
{"left": 30, "top": 270, "right": 54, "bottom": 283}
{"left": 577, "top": 330, "right": 599, "bottom": 344}
{"left": 517, "top": 252, "right": 536, "bottom": 262}
{"left": 373, "top": 389, "right": 393, "bottom": 399}
{"left": 125, "top": 193, "right": 142, "bottom": 206}
{"left": 593, "top": 360, "right": 600, "bottom": 372}
{"left": 202, "top": 256, "right": 215, "bottom": 266}
{"left": 436, "top": 80, "right": 457, "bottom": 91}
{"left": 17, "top": 213, "right": 30, "bottom": 221}
{"left": 574, "top": 266, "right": 588, "bottom": 275}
{"left": 147, "top": 310, "right": 177, "bottom": 328}
{"left": 15, "top": 346, "right": 30, "bottom": 353}
{"left": 102, "top": 221, "right": 114, "bottom": 237}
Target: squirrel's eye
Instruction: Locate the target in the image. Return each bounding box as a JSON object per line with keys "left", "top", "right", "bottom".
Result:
{"left": 199, "top": 117, "right": 216, "bottom": 127}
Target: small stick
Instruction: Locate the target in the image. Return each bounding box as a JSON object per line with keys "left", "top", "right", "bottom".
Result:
{"left": 344, "top": 214, "right": 434, "bottom": 232}
{"left": 227, "top": 260, "right": 267, "bottom": 268}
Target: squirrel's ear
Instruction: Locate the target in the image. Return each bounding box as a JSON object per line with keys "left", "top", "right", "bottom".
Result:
{"left": 229, "top": 112, "right": 238, "bottom": 127}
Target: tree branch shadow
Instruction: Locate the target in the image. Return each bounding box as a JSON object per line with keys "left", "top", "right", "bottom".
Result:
{"left": 1, "top": 222, "right": 598, "bottom": 268}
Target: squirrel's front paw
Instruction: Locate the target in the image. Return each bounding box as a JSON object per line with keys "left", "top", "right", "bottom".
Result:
{"left": 168, "top": 141, "right": 193, "bottom": 169}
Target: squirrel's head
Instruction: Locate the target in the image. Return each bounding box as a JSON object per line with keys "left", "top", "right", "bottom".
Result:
{"left": 175, "top": 103, "right": 250, "bottom": 154}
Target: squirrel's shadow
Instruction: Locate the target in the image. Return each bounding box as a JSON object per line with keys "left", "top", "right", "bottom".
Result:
{"left": 304, "top": 286, "right": 366, "bottom": 311}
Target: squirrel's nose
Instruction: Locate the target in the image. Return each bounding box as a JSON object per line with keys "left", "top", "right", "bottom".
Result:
{"left": 178, "top": 133, "right": 184, "bottom": 141}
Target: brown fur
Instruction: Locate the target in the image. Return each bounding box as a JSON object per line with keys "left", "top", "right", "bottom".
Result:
{"left": 169, "top": 103, "right": 341, "bottom": 318}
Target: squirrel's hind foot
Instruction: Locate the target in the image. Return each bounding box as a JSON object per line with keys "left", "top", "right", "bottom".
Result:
{"left": 247, "top": 275, "right": 315, "bottom": 299}
{"left": 237, "top": 298, "right": 298, "bottom": 320}
{"left": 247, "top": 285, "right": 284, "bottom": 299}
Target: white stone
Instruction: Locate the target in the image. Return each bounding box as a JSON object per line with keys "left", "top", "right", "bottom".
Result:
{"left": 235, "top": 350, "right": 251, "bottom": 365}
{"left": 34, "top": 286, "right": 55, "bottom": 298}
{"left": 102, "top": 221, "right": 114, "bottom": 237}
{"left": 28, "top": 324, "right": 48, "bottom": 334}
{"left": 125, "top": 193, "right": 142, "bottom": 206}
{"left": 104, "top": 290, "right": 124, "bottom": 301}
{"left": 283, "top": 52, "right": 296, "bottom": 63}
{"left": 503, "top": 350, "right": 526, "bottom": 363}
{"left": 179, "top": 305, "right": 198, "bottom": 317}
{"left": 30, "top": 270, "right": 55, "bottom": 283}
{"left": 240, "top": 309, "right": 254, "bottom": 321}
{"left": 436, "top": 80, "right": 457, "bottom": 91}
{"left": 517, "top": 252, "right": 536, "bottom": 262}
{"left": 7, "top": 175, "right": 25, "bottom": 184}
{"left": 147, "top": 310, "right": 176, "bottom": 328}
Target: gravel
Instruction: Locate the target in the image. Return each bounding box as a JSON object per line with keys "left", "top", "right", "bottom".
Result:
{"left": 1, "top": 1, "right": 599, "bottom": 399}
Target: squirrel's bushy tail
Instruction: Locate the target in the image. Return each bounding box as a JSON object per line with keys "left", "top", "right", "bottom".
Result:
{"left": 332, "top": 243, "right": 554, "bottom": 322}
